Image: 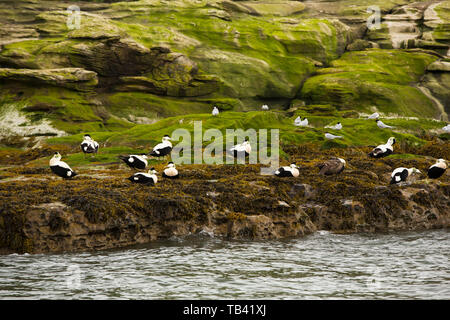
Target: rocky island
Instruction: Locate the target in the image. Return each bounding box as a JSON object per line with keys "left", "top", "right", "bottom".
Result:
{"left": 0, "top": 0, "right": 449, "bottom": 254}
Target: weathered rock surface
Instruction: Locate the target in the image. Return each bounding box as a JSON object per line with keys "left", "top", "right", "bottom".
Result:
{"left": 0, "top": 67, "right": 98, "bottom": 91}
{"left": 427, "top": 60, "right": 450, "bottom": 71}
{"left": 0, "top": 0, "right": 448, "bottom": 135}
{"left": 299, "top": 49, "right": 441, "bottom": 118}
{"left": 0, "top": 145, "right": 449, "bottom": 254}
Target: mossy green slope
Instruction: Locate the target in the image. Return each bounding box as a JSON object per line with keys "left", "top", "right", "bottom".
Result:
{"left": 108, "top": 1, "right": 352, "bottom": 101}
{"left": 299, "top": 49, "right": 440, "bottom": 118}
{"left": 47, "top": 111, "right": 447, "bottom": 160}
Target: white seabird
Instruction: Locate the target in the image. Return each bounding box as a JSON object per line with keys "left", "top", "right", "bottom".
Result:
{"left": 128, "top": 168, "right": 158, "bottom": 185}
{"left": 326, "top": 122, "right": 342, "bottom": 130}
{"left": 368, "top": 112, "right": 380, "bottom": 119}
{"left": 49, "top": 152, "right": 77, "bottom": 179}
{"left": 368, "top": 137, "right": 396, "bottom": 158}
{"left": 442, "top": 124, "right": 450, "bottom": 133}
{"left": 390, "top": 167, "right": 421, "bottom": 184}
{"left": 376, "top": 119, "right": 394, "bottom": 129}
{"left": 149, "top": 135, "right": 173, "bottom": 159}
{"left": 80, "top": 134, "right": 99, "bottom": 155}
{"left": 427, "top": 159, "right": 447, "bottom": 179}
{"left": 295, "top": 117, "right": 308, "bottom": 127}
{"left": 119, "top": 154, "right": 148, "bottom": 170}
{"left": 212, "top": 106, "right": 219, "bottom": 116}
{"left": 275, "top": 163, "right": 299, "bottom": 177}
{"left": 163, "top": 162, "right": 179, "bottom": 179}
{"left": 228, "top": 139, "right": 251, "bottom": 157}
{"left": 261, "top": 104, "right": 269, "bottom": 111}
{"left": 325, "top": 132, "right": 342, "bottom": 139}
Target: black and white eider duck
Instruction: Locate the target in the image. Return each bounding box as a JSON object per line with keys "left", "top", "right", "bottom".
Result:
{"left": 390, "top": 167, "right": 421, "bottom": 184}
{"left": 274, "top": 163, "right": 299, "bottom": 177}
{"left": 317, "top": 158, "right": 346, "bottom": 175}
{"left": 427, "top": 159, "right": 447, "bottom": 179}
{"left": 119, "top": 154, "right": 148, "bottom": 170}
{"left": 49, "top": 152, "right": 77, "bottom": 179}
{"left": 369, "top": 137, "right": 396, "bottom": 158}
{"left": 149, "top": 135, "right": 173, "bottom": 159}
{"left": 80, "top": 134, "right": 99, "bottom": 155}
{"left": 127, "top": 168, "right": 158, "bottom": 185}
{"left": 162, "top": 162, "right": 179, "bottom": 179}
{"left": 228, "top": 138, "right": 251, "bottom": 158}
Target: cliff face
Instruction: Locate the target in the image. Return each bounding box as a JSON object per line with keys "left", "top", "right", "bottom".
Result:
{"left": 0, "top": 1, "right": 449, "bottom": 254}
{"left": 0, "top": 0, "right": 449, "bottom": 144}
{"left": 0, "top": 144, "right": 448, "bottom": 254}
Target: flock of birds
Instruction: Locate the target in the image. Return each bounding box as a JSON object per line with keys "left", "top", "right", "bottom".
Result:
{"left": 48, "top": 107, "right": 448, "bottom": 186}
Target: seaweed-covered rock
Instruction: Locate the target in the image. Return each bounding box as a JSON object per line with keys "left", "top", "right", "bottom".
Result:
{"left": 0, "top": 143, "right": 448, "bottom": 254}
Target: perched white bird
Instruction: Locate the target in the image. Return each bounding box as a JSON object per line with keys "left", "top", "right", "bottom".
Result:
{"left": 261, "top": 104, "right": 269, "bottom": 111}
{"left": 376, "top": 119, "right": 394, "bottom": 129}
{"left": 212, "top": 106, "right": 219, "bottom": 116}
{"left": 295, "top": 117, "right": 308, "bottom": 127}
{"left": 368, "top": 112, "right": 380, "bottom": 119}
{"left": 369, "top": 137, "right": 396, "bottom": 158}
{"left": 49, "top": 152, "right": 77, "bottom": 179}
{"left": 390, "top": 167, "right": 421, "bottom": 184}
{"left": 325, "top": 132, "right": 342, "bottom": 140}
{"left": 326, "top": 122, "right": 342, "bottom": 130}
{"left": 442, "top": 124, "right": 450, "bottom": 133}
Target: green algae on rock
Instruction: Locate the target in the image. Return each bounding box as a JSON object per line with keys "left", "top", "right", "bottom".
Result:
{"left": 0, "top": 68, "right": 98, "bottom": 91}
{"left": 0, "top": 143, "right": 448, "bottom": 254}
{"left": 299, "top": 49, "right": 441, "bottom": 118}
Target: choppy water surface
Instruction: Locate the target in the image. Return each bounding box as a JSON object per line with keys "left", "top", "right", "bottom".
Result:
{"left": 0, "top": 230, "right": 448, "bottom": 299}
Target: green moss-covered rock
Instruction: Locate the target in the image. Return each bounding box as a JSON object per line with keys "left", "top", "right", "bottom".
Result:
{"left": 299, "top": 49, "right": 440, "bottom": 118}
{"left": 0, "top": 67, "right": 98, "bottom": 91}
{"left": 109, "top": 2, "right": 353, "bottom": 100}
{"left": 347, "top": 39, "right": 375, "bottom": 51}
{"left": 426, "top": 1, "right": 450, "bottom": 46}
{"left": 234, "top": 1, "right": 306, "bottom": 17}
{"left": 35, "top": 10, "right": 124, "bottom": 39}
{"left": 422, "top": 72, "right": 450, "bottom": 116}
